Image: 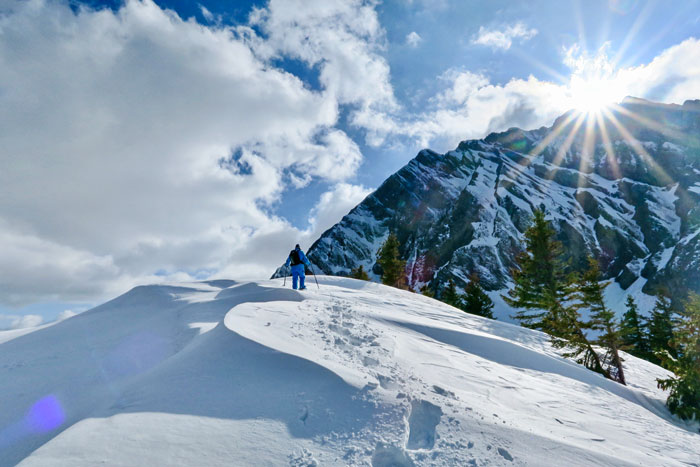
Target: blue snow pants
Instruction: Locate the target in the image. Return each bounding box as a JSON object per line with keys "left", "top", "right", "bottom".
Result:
{"left": 291, "top": 264, "right": 306, "bottom": 290}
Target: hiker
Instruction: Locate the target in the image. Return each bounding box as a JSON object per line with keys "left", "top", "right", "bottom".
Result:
{"left": 285, "top": 244, "right": 311, "bottom": 290}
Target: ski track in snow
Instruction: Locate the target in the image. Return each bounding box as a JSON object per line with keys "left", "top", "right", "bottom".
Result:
{"left": 0, "top": 277, "right": 698, "bottom": 466}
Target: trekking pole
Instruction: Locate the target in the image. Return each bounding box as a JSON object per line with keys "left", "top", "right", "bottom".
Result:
{"left": 309, "top": 264, "right": 320, "bottom": 290}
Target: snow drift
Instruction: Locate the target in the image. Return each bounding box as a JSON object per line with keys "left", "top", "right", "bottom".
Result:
{"left": 0, "top": 277, "right": 697, "bottom": 466}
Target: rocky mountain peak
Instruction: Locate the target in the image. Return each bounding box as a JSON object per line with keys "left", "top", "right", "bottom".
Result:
{"left": 277, "top": 98, "right": 700, "bottom": 311}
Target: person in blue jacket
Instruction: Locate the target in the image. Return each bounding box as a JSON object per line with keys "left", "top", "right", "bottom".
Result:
{"left": 285, "top": 244, "right": 311, "bottom": 290}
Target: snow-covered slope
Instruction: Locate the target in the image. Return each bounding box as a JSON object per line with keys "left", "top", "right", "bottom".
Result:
{"left": 291, "top": 98, "right": 700, "bottom": 313}
{"left": 1, "top": 278, "right": 697, "bottom": 466}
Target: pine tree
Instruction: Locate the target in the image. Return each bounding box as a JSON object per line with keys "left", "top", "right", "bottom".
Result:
{"left": 576, "top": 258, "right": 626, "bottom": 384}
{"left": 504, "top": 209, "right": 568, "bottom": 333}
{"left": 419, "top": 284, "right": 435, "bottom": 298}
{"left": 462, "top": 273, "right": 494, "bottom": 319}
{"left": 377, "top": 233, "right": 406, "bottom": 288}
{"left": 504, "top": 211, "right": 613, "bottom": 380}
{"left": 648, "top": 293, "right": 676, "bottom": 365}
{"left": 620, "top": 295, "right": 651, "bottom": 359}
{"left": 350, "top": 265, "right": 369, "bottom": 281}
{"left": 657, "top": 293, "right": 700, "bottom": 420}
{"left": 549, "top": 278, "right": 609, "bottom": 379}
{"left": 441, "top": 279, "right": 461, "bottom": 308}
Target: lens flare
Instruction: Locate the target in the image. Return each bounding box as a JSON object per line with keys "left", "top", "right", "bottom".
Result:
{"left": 27, "top": 395, "right": 65, "bottom": 433}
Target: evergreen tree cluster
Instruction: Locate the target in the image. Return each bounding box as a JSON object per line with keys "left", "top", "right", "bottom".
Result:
{"left": 440, "top": 275, "right": 494, "bottom": 319}
{"left": 504, "top": 209, "right": 625, "bottom": 384}
{"left": 375, "top": 233, "right": 495, "bottom": 319}
{"left": 657, "top": 293, "right": 700, "bottom": 421}
{"left": 504, "top": 208, "right": 700, "bottom": 419}
{"left": 350, "top": 265, "right": 369, "bottom": 281}
{"left": 622, "top": 292, "right": 699, "bottom": 421}
{"left": 619, "top": 295, "right": 675, "bottom": 364}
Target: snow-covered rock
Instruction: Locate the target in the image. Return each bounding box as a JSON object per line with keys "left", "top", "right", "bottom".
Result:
{"left": 1, "top": 278, "right": 697, "bottom": 465}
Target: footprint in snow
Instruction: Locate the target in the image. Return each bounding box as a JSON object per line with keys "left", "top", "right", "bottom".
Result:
{"left": 432, "top": 385, "right": 455, "bottom": 399}
{"left": 298, "top": 406, "right": 309, "bottom": 424}
{"left": 497, "top": 447, "right": 514, "bottom": 462}
{"left": 406, "top": 400, "right": 442, "bottom": 450}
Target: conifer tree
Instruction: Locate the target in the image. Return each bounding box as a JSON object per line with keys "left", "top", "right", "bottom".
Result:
{"left": 504, "top": 209, "right": 568, "bottom": 333}
{"left": 377, "top": 233, "right": 406, "bottom": 288}
{"left": 576, "top": 258, "right": 626, "bottom": 384}
{"left": 350, "top": 265, "right": 369, "bottom": 281}
{"left": 504, "top": 211, "right": 611, "bottom": 380}
{"left": 648, "top": 293, "right": 676, "bottom": 365}
{"left": 419, "top": 284, "right": 435, "bottom": 298}
{"left": 441, "top": 279, "right": 461, "bottom": 308}
{"left": 657, "top": 293, "right": 700, "bottom": 420}
{"left": 462, "top": 273, "right": 494, "bottom": 319}
{"left": 550, "top": 281, "right": 609, "bottom": 379}
{"left": 620, "top": 295, "right": 650, "bottom": 359}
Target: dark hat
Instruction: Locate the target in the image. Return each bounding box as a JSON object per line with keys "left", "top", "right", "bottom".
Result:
{"left": 295, "top": 244, "right": 300, "bottom": 249}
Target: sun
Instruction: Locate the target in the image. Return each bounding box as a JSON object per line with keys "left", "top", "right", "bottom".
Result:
{"left": 568, "top": 74, "right": 623, "bottom": 114}
{"left": 563, "top": 43, "right": 627, "bottom": 114}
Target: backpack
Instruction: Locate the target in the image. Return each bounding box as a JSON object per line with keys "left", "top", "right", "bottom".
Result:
{"left": 289, "top": 249, "right": 302, "bottom": 266}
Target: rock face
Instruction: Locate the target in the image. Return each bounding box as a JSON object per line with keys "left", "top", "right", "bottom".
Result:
{"left": 277, "top": 98, "right": 700, "bottom": 303}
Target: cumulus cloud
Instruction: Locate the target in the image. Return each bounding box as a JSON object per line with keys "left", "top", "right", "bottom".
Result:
{"left": 615, "top": 38, "right": 700, "bottom": 103}
{"left": 433, "top": 70, "right": 490, "bottom": 106}
{"left": 244, "top": 0, "right": 400, "bottom": 145}
{"left": 199, "top": 4, "right": 215, "bottom": 23}
{"left": 10, "top": 315, "right": 44, "bottom": 330}
{"left": 404, "top": 72, "right": 569, "bottom": 149}
{"left": 0, "top": 0, "right": 381, "bottom": 306}
{"left": 472, "top": 22, "right": 538, "bottom": 50}
{"left": 405, "top": 31, "right": 422, "bottom": 47}
{"left": 214, "top": 182, "right": 372, "bottom": 278}
{"left": 57, "top": 310, "right": 79, "bottom": 321}
{"left": 306, "top": 183, "right": 373, "bottom": 240}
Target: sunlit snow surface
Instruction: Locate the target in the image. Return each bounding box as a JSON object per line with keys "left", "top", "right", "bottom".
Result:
{"left": 0, "top": 277, "right": 697, "bottom": 466}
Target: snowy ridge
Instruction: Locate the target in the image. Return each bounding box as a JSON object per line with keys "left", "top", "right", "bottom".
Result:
{"left": 295, "top": 98, "right": 700, "bottom": 313}
{"left": 1, "top": 278, "right": 698, "bottom": 465}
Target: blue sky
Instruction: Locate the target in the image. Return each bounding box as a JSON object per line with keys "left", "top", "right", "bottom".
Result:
{"left": 1, "top": 0, "right": 700, "bottom": 327}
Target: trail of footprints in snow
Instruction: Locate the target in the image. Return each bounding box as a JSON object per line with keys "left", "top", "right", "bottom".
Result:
{"left": 297, "top": 298, "right": 516, "bottom": 466}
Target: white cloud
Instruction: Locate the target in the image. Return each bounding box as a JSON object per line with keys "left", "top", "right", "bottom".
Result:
{"left": 306, "top": 183, "right": 373, "bottom": 240}
{"left": 433, "top": 70, "right": 490, "bottom": 106}
{"left": 199, "top": 4, "right": 214, "bottom": 23}
{"left": 57, "top": 310, "right": 79, "bottom": 321}
{"left": 10, "top": 315, "right": 43, "bottom": 330}
{"left": 616, "top": 38, "right": 700, "bottom": 103}
{"left": 244, "top": 0, "right": 400, "bottom": 145}
{"left": 472, "top": 22, "right": 538, "bottom": 50}
{"left": 213, "top": 182, "right": 372, "bottom": 279}
{"left": 0, "top": 0, "right": 373, "bottom": 306}
{"left": 406, "top": 73, "right": 570, "bottom": 150}
{"left": 406, "top": 31, "right": 422, "bottom": 47}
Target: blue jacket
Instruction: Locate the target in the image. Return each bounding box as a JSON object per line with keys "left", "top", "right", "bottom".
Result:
{"left": 285, "top": 248, "right": 311, "bottom": 269}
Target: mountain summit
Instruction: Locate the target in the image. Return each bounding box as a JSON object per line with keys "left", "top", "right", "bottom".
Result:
{"left": 298, "top": 98, "right": 700, "bottom": 309}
